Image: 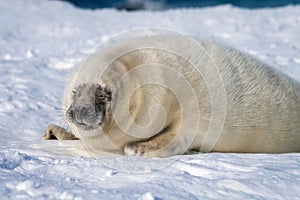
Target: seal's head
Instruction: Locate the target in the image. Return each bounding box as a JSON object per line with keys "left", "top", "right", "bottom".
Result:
{"left": 66, "top": 83, "right": 112, "bottom": 130}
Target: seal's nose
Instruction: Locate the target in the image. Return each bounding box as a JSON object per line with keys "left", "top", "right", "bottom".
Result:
{"left": 79, "top": 106, "right": 90, "bottom": 117}
{"left": 76, "top": 105, "right": 93, "bottom": 118}
{"left": 73, "top": 104, "right": 97, "bottom": 125}
{"left": 67, "top": 103, "right": 102, "bottom": 129}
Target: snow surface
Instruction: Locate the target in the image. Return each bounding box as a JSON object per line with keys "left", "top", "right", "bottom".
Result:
{"left": 0, "top": 0, "right": 300, "bottom": 199}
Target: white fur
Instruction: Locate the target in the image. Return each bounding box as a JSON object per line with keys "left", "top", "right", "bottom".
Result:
{"left": 63, "top": 35, "right": 300, "bottom": 157}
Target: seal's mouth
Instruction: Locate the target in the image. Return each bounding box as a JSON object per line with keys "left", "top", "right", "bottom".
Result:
{"left": 74, "top": 121, "right": 101, "bottom": 131}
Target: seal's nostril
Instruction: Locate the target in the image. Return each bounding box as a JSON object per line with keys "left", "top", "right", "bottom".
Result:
{"left": 80, "top": 106, "right": 93, "bottom": 116}
{"left": 80, "top": 107, "right": 88, "bottom": 115}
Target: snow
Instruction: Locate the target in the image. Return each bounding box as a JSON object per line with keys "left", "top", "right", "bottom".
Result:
{"left": 0, "top": 0, "right": 300, "bottom": 199}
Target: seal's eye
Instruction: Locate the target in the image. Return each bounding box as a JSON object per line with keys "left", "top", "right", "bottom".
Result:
{"left": 97, "top": 94, "right": 111, "bottom": 102}
{"left": 95, "top": 84, "right": 112, "bottom": 102}
{"left": 99, "top": 96, "right": 107, "bottom": 101}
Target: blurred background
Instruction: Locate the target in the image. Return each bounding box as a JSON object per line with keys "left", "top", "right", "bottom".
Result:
{"left": 60, "top": 0, "right": 300, "bottom": 10}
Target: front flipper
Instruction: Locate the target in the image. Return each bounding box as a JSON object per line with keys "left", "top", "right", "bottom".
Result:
{"left": 124, "top": 125, "right": 188, "bottom": 158}
{"left": 43, "top": 124, "right": 78, "bottom": 140}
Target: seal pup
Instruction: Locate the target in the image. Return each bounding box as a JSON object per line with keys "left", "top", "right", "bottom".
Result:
{"left": 44, "top": 35, "right": 300, "bottom": 157}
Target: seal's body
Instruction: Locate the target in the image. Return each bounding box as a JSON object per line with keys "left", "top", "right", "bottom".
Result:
{"left": 44, "top": 35, "right": 300, "bottom": 157}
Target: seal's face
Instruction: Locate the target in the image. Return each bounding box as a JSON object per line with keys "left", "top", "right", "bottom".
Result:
{"left": 66, "top": 83, "right": 112, "bottom": 130}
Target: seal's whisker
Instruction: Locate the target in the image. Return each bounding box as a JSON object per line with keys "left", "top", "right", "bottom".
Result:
{"left": 56, "top": 117, "right": 68, "bottom": 129}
